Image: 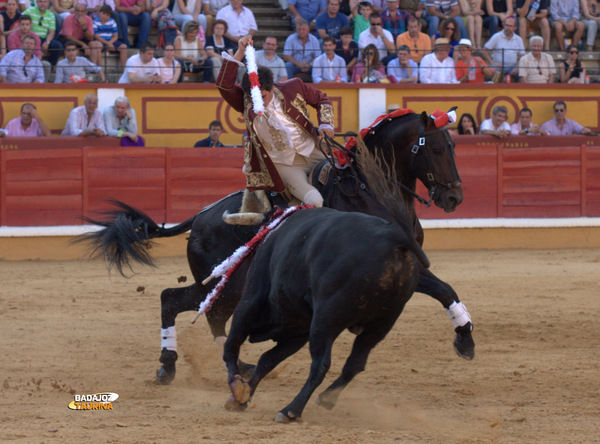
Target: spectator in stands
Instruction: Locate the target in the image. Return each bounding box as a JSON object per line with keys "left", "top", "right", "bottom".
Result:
{"left": 173, "top": 0, "right": 207, "bottom": 34}
{"left": 255, "top": 36, "right": 288, "bottom": 82}
{"left": 516, "top": 0, "right": 550, "bottom": 50}
{"left": 452, "top": 112, "right": 477, "bottom": 135}
{"left": 352, "top": 1, "right": 372, "bottom": 41}
{"left": 396, "top": 16, "right": 432, "bottom": 64}
{"left": 282, "top": 19, "right": 320, "bottom": 79}
{"left": 457, "top": 0, "right": 483, "bottom": 49}
{"left": 316, "top": 0, "right": 349, "bottom": 40}
{"left": 175, "top": 20, "right": 212, "bottom": 82}
{"left": 549, "top": 0, "right": 584, "bottom": 51}
{"left": 419, "top": 37, "right": 458, "bottom": 83}
{"left": 386, "top": 44, "right": 418, "bottom": 82}
{"left": 0, "top": 35, "right": 45, "bottom": 82}
{"left": 103, "top": 96, "right": 144, "bottom": 146}
{"left": 24, "top": 0, "right": 63, "bottom": 66}
{"left": 61, "top": 93, "right": 106, "bottom": 137}
{"left": 399, "top": 0, "right": 427, "bottom": 31}
{"left": 559, "top": 44, "right": 586, "bottom": 84}
{"left": 430, "top": 17, "right": 460, "bottom": 57}
{"left": 58, "top": 3, "right": 103, "bottom": 65}
{"left": 288, "top": 0, "right": 325, "bottom": 31}
{"left": 202, "top": 0, "right": 228, "bottom": 35}
{"left": 518, "top": 35, "right": 555, "bottom": 83}
{"left": 312, "top": 36, "right": 347, "bottom": 82}
{"left": 157, "top": 43, "right": 182, "bottom": 83}
{"left": 580, "top": 0, "right": 600, "bottom": 51}
{"left": 206, "top": 19, "right": 236, "bottom": 81}
{"left": 194, "top": 119, "right": 224, "bottom": 147}
{"left": 510, "top": 107, "right": 547, "bottom": 136}
{"left": 118, "top": 41, "right": 161, "bottom": 83}
{"left": 55, "top": 40, "right": 105, "bottom": 82}
{"left": 335, "top": 25, "right": 358, "bottom": 75}
{"left": 380, "top": 0, "right": 410, "bottom": 42}
{"left": 2, "top": 0, "right": 22, "bottom": 43}
{"left": 114, "top": 0, "right": 151, "bottom": 48}
{"left": 80, "top": 0, "right": 127, "bottom": 44}
{"left": 541, "top": 101, "right": 591, "bottom": 135}
{"left": 7, "top": 14, "right": 42, "bottom": 58}
{"left": 351, "top": 43, "right": 386, "bottom": 82}
{"left": 455, "top": 38, "right": 493, "bottom": 83}
{"left": 215, "top": 0, "right": 257, "bottom": 43}
{"left": 480, "top": 105, "right": 510, "bottom": 138}
{"left": 426, "top": 0, "right": 467, "bottom": 39}
{"left": 4, "top": 102, "right": 51, "bottom": 136}
{"left": 358, "top": 12, "right": 395, "bottom": 61}
{"left": 93, "top": 5, "right": 128, "bottom": 68}
{"left": 481, "top": 16, "right": 524, "bottom": 81}
{"left": 51, "top": 0, "right": 75, "bottom": 21}
{"left": 481, "top": 0, "right": 512, "bottom": 38}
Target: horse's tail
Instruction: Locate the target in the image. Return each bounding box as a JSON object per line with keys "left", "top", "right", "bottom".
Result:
{"left": 73, "top": 199, "right": 196, "bottom": 276}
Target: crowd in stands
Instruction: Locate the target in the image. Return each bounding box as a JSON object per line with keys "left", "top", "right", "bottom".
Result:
{"left": 0, "top": 0, "right": 598, "bottom": 84}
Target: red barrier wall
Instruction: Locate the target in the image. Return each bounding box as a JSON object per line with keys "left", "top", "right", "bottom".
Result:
{"left": 1, "top": 137, "right": 599, "bottom": 227}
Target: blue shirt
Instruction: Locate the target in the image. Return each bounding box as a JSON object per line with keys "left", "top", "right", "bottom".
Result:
{"left": 283, "top": 32, "right": 322, "bottom": 64}
{"left": 315, "top": 12, "right": 349, "bottom": 39}
{"left": 386, "top": 57, "right": 418, "bottom": 81}
{"left": 0, "top": 50, "right": 45, "bottom": 83}
{"left": 93, "top": 16, "right": 119, "bottom": 41}
{"left": 55, "top": 57, "right": 102, "bottom": 83}
{"left": 288, "top": 0, "right": 327, "bottom": 23}
{"left": 311, "top": 53, "right": 347, "bottom": 83}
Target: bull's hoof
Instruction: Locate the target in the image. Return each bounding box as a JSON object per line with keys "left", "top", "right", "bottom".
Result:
{"left": 237, "top": 360, "right": 256, "bottom": 381}
{"left": 224, "top": 395, "right": 248, "bottom": 411}
{"left": 156, "top": 349, "right": 178, "bottom": 385}
{"left": 274, "top": 411, "right": 300, "bottom": 423}
{"left": 316, "top": 391, "right": 336, "bottom": 410}
{"left": 453, "top": 323, "right": 475, "bottom": 360}
{"left": 229, "top": 374, "right": 252, "bottom": 404}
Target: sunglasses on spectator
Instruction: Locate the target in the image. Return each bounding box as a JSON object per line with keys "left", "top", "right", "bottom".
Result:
{"left": 371, "top": 22, "right": 382, "bottom": 26}
{"left": 446, "top": 26, "right": 455, "bottom": 31}
{"left": 569, "top": 51, "right": 579, "bottom": 55}
{"left": 554, "top": 108, "right": 565, "bottom": 113}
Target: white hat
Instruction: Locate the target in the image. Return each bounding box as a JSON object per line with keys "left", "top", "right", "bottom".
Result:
{"left": 458, "top": 38, "right": 473, "bottom": 47}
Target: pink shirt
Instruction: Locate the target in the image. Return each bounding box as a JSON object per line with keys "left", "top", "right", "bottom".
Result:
{"left": 5, "top": 117, "right": 43, "bottom": 137}
{"left": 119, "top": 0, "right": 139, "bottom": 8}
{"left": 7, "top": 31, "right": 43, "bottom": 58}
{"left": 59, "top": 14, "right": 94, "bottom": 40}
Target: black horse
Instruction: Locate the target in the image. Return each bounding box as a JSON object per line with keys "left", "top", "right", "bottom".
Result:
{"left": 79, "top": 110, "right": 473, "bottom": 385}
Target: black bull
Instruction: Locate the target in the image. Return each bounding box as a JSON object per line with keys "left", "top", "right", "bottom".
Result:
{"left": 79, "top": 111, "right": 474, "bottom": 384}
{"left": 224, "top": 208, "right": 423, "bottom": 422}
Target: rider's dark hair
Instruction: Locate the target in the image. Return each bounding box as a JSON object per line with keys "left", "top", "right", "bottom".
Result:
{"left": 242, "top": 66, "right": 274, "bottom": 94}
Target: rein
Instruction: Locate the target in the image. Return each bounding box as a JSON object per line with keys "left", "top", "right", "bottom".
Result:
{"left": 320, "top": 135, "right": 364, "bottom": 198}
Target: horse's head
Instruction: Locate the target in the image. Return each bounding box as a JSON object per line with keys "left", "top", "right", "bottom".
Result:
{"left": 408, "top": 111, "right": 463, "bottom": 212}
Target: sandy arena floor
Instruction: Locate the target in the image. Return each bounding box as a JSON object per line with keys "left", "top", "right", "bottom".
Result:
{"left": 1, "top": 249, "right": 599, "bottom": 443}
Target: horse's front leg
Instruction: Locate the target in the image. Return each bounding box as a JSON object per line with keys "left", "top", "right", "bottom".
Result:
{"left": 158, "top": 283, "right": 205, "bottom": 384}
{"left": 417, "top": 267, "right": 474, "bottom": 360}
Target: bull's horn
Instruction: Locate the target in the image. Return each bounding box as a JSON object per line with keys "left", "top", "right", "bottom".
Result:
{"left": 222, "top": 210, "right": 265, "bottom": 226}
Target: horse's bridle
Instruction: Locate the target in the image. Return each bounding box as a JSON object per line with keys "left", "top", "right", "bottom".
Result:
{"left": 407, "top": 125, "right": 462, "bottom": 206}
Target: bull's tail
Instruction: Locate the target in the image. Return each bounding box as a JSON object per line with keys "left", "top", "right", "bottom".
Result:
{"left": 73, "top": 199, "right": 196, "bottom": 276}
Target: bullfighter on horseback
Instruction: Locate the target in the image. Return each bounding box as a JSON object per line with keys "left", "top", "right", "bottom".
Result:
{"left": 216, "top": 35, "right": 335, "bottom": 208}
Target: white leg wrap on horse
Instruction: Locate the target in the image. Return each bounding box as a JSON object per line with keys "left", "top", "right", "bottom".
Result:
{"left": 303, "top": 189, "right": 323, "bottom": 208}
{"left": 161, "top": 327, "right": 177, "bottom": 352}
{"left": 446, "top": 301, "right": 472, "bottom": 328}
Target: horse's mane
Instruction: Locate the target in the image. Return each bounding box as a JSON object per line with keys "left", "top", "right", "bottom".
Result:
{"left": 356, "top": 138, "right": 429, "bottom": 267}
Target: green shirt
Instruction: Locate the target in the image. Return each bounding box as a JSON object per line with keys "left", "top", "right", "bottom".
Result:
{"left": 24, "top": 7, "right": 56, "bottom": 40}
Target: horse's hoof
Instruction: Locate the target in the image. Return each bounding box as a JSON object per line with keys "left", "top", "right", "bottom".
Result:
{"left": 229, "top": 374, "right": 252, "bottom": 404}
{"left": 224, "top": 395, "right": 248, "bottom": 411}
{"left": 316, "top": 392, "right": 336, "bottom": 410}
{"left": 155, "top": 366, "right": 175, "bottom": 385}
{"left": 237, "top": 360, "right": 256, "bottom": 381}
{"left": 274, "top": 411, "right": 300, "bottom": 423}
{"left": 453, "top": 323, "right": 475, "bottom": 360}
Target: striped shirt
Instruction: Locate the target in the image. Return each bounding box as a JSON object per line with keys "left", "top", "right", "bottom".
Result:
{"left": 0, "top": 49, "right": 45, "bottom": 83}
{"left": 23, "top": 7, "right": 56, "bottom": 39}
{"left": 93, "top": 16, "right": 119, "bottom": 41}
{"left": 425, "top": 0, "right": 458, "bottom": 14}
